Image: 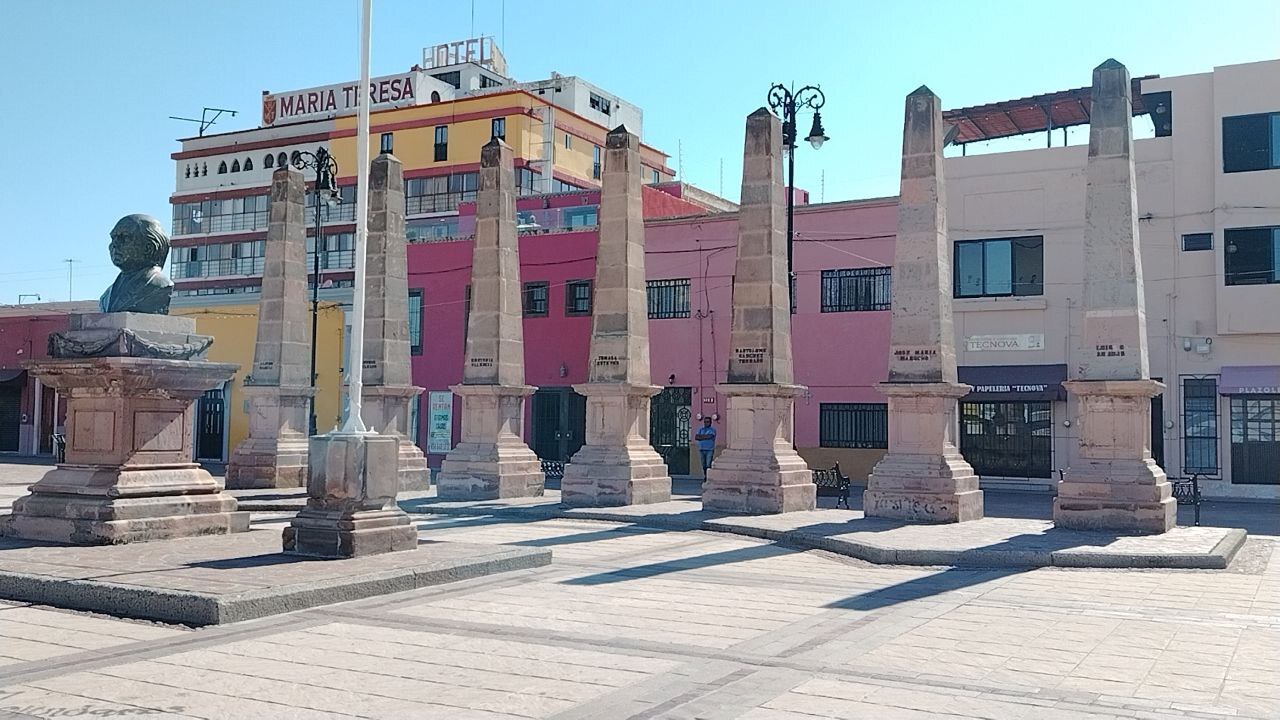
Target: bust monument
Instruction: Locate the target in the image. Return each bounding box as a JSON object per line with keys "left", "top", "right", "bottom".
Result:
{"left": 99, "top": 214, "right": 174, "bottom": 315}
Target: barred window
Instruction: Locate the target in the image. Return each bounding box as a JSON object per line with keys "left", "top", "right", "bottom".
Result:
{"left": 647, "top": 278, "right": 690, "bottom": 319}
{"left": 408, "top": 289, "right": 423, "bottom": 355}
{"left": 820, "top": 403, "right": 888, "bottom": 449}
{"left": 1183, "top": 377, "right": 1219, "bottom": 474}
{"left": 565, "top": 280, "right": 592, "bottom": 316}
{"left": 821, "top": 267, "right": 891, "bottom": 312}
{"left": 523, "top": 281, "right": 549, "bottom": 317}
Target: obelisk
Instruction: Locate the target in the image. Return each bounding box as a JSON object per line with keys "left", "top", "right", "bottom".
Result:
{"left": 863, "top": 86, "right": 983, "bottom": 523}
{"left": 436, "top": 138, "right": 544, "bottom": 500}
{"left": 562, "top": 126, "right": 673, "bottom": 507}
{"left": 226, "top": 166, "right": 313, "bottom": 489}
{"left": 701, "top": 109, "right": 815, "bottom": 515}
{"left": 361, "top": 151, "right": 430, "bottom": 491}
{"left": 1055, "top": 60, "right": 1174, "bottom": 533}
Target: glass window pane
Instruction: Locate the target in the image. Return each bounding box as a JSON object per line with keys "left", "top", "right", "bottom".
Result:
{"left": 1272, "top": 114, "right": 1280, "bottom": 168}
{"left": 956, "top": 243, "right": 984, "bottom": 297}
{"left": 984, "top": 240, "right": 1012, "bottom": 295}
{"left": 1012, "top": 238, "right": 1043, "bottom": 296}
{"left": 1273, "top": 228, "right": 1280, "bottom": 282}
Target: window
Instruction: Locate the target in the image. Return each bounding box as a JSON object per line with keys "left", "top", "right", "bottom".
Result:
{"left": 408, "top": 289, "right": 423, "bottom": 355}
{"left": 405, "top": 171, "right": 478, "bottom": 214}
{"left": 290, "top": 150, "right": 301, "bottom": 166}
{"left": 230, "top": 159, "right": 240, "bottom": 173}
{"left": 169, "top": 239, "right": 266, "bottom": 279}
{"left": 652, "top": 169, "right": 660, "bottom": 184}
{"left": 1182, "top": 233, "right": 1213, "bottom": 251}
{"left": 433, "top": 126, "right": 448, "bottom": 162}
{"left": 523, "top": 281, "right": 549, "bottom": 317}
{"left": 821, "top": 267, "right": 891, "bottom": 312}
{"left": 171, "top": 194, "right": 270, "bottom": 236}
{"left": 960, "top": 402, "right": 1054, "bottom": 478}
{"left": 1230, "top": 396, "right": 1280, "bottom": 484}
{"left": 432, "top": 71, "right": 461, "bottom": 89}
{"left": 184, "top": 165, "right": 190, "bottom": 179}
{"left": 563, "top": 206, "right": 598, "bottom": 228}
{"left": 480, "top": 74, "right": 501, "bottom": 88}
{"left": 954, "top": 236, "right": 1043, "bottom": 298}
{"left": 1224, "top": 226, "right": 1280, "bottom": 286}
{"left": 243, "top": 157, "right": 253, "bottom": 171}
{"left": 565, "top": 280, "right": 592, "bottom": 315}
{"left": 820, "top": 403, "right": 888, "bottom": 449}
{"left": 217, "top": 161, "right": 228, "bottom": 174}
{"left": 380, "top": 132, "right": 393, "bottom": 154}
{"left": 592, "top": 145, "right": 602, "bottom": 180}
{"left": 277, "top": 152, "right": 287, "bottom": 168}
{"left": 1183, "top": 378, "right": 1219, "bottom": 475}
{"left": 589, "top": 92, "right": 612, "bottom": 114}
{"left": 263, "top": 154, "right": 274, "bottom": 169}
{"left": 647, "top": 278, "right": 690, "bottom": 319}
{"left": 491, "top": 117, "right": 505, "bottom": 140}
{"left": 564, "top": 133, "right": 572, "bottom": 150}
{"left": 1222, "top": 112, "right": 1280, "bottom": 173}
{"left": 790, "top": 275, "right": 797, "bottom": 315}
{"left": 515, "top": 167, "right": 537, "bottom": 196}
{"left": 430, "top": 90, "right": 441, "bottom": 103}
{"left": 552, "top": 178, "right": 583, "bottom": 193}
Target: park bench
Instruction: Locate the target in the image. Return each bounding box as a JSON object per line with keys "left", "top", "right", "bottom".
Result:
{"left": 1170, "top": 474, "right": 1203, "bottom": 526}
{"left": 51, "top": 433, "right": 66, "bottom": 463}
{"left": 541, "top": 460, "right": 565, "bottom": 482}
{"left": 813, "top": 463, "right": 851, "bottom": 509}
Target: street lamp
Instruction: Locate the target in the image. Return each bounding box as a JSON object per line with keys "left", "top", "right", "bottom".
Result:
{"left": 291, "top": 147, "right": 340, "bottom": 435}
{"left": 767, "top": 83, "right": 828, "bottom": 288}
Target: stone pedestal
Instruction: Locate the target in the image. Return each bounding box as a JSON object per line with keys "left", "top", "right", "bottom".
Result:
{"left": 225, "top": 385, "right": 312, "bottom": 489}
{"left": 1055, "top": 379, "right": 1175, "bottom": 533}
{"left": 363, "top": 385, "right": 430, "bottom": 492}
{"left": 1, "top": 316, "right": 244, "bottom": 544}
{"left": 226, "top": 166, "right": 313, "bottom": 489}
{"left": 703, "top": 384, "right": 815, "bottom": 514}
{"left": 562, "top": 383, "right": 672, "bottom": 507}
{"left": 437, "top": 384, "right": 543, "bottom": 500}
{"left": 283, "top": 433, "right": 418, "bottom": 558}
{"left": 864, "top": 382, "right": 983, "bottom": 523}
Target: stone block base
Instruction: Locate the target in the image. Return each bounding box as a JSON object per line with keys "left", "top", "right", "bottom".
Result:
{"left": 562, "top": 443, "right": 672, "bottom": 507}
{"left": 701, "top": 384, "right": 815, "bottom": 515}
{"left": 283, "top": 508, "right": 419, "bottom": 558}
{"left": 864, "top": 451, "right": 984, "bottom": 523}
{"left": 225, "top": 438, "right": 309, "bottom": 489}
{"left": 0, "top": 465, "right": 248, "bottom": 545}
{"left": 437, "top": 442, "right": 544, "bottom": 500}
{"left": 1054, "top": 458, "right": 1176, "bottom": 534}
{"left": 396, "top": 439, "right": 431, "bottom": 492}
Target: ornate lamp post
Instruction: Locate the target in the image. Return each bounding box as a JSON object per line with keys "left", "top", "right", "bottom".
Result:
{"left": 291, "top": 147, "right": 340, "bottom": 435}
{"left": 766, "top": 84, "right": 829, "bottom": 286}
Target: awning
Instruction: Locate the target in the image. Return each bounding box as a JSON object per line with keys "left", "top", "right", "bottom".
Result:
{"left": 0, "top": 368, "right": 25, "bottom": 384}
{"left": 959, "top": 364, "right": 1067, "bottom": 402}
{"left": 1219, "top": 366, "right": 1280, "bottom": 395}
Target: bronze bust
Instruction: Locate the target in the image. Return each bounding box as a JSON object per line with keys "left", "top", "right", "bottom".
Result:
{"left": 99, "top": 214, "right": 174, "bottom": 314}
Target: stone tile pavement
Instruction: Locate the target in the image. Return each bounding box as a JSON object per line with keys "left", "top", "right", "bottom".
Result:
{"left": 0, "top": 508, "right": 1276, "bottom": 719}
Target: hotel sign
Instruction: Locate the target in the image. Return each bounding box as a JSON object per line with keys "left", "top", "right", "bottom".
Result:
{"left": 261, "top": 72, "right": 425, "bottom": 126}
{"left": 966, "top": 334, "right": 1045, "bottom": 352}
{"left": 422, "top": 37, "right": 507, "bottom": 76}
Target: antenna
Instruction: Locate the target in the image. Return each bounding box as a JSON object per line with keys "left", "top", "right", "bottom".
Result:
{"left": 63, "top": 259, "right": 76, "bottom": 301}
{"left": 470, "top": 0, "right": 475, "bottom": 36}
{"left": 677, "top": 139, "right": 684, "bottom": 181}
{"left": 820, "top": 170, "right": 825, "bottom": 203}
{"left": 169, "top": 107, "right": 238, "bottom": 137}
{"left": 718, "top": 158, "right": 723, "bottom": 197}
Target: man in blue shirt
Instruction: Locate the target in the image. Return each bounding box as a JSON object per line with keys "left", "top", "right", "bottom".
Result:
{"left": 695, "top": 417, "right": 717, "bottom": 475}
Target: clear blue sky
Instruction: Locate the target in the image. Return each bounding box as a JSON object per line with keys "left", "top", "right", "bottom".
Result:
{"left": 1, "top": 0, "right": 1276, "bottom": 304}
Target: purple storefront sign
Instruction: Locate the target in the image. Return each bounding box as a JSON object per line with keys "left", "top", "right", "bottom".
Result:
{"left": 1218, "top": 366, "right": 1280, "bottom": 395}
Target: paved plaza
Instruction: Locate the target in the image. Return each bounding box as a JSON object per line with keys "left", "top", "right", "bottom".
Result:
{"left": 0, "top": 461, "right": 1278, "bottom": 719}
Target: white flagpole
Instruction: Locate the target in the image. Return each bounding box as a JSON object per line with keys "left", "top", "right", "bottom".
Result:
{"left": 341, "top": 0, "right": 373, "bottom": 434}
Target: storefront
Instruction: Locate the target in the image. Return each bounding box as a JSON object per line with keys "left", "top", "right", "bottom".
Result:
{"left": 956, "top": 365, "right": 1067, "bottom": 479}
{"left": 1220, "top": 366, "right": 1280, "bottom": 485}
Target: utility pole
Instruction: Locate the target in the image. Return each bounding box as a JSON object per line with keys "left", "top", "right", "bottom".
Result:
{"left": 63, "top": 259, "right": 76, "bottom": 301}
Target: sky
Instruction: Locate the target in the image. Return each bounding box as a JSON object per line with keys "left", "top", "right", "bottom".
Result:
{"left": 1, "top": 0, "right": 1276, "bottom": 304}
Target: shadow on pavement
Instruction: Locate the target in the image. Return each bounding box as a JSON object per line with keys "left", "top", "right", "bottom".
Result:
{"left": 828, "top": 566, "right": 1024, "bottom": 610}
{"left": 559, "top": 542, "right": 799, "bottom": 585}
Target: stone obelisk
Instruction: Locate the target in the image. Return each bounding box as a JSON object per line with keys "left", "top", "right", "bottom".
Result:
{"left": 361, "top": 151, "right": 430, "bottom": 491}
{"left": 226, "top": 167, "right": 313, "bottom": 489}
{"left": 863, "top": 87, "right": 983, "bottom": 523}
{"left": 702, "top": 109, "right": 815, "bottom": 515}
{"left": 562, "top": 126, "right": 673, "bottom": 507}
{"left": 436, "top": 138, "right": 544, "bottom": 500}
{"left": 1056, "top": 60, "right": 1174, "bottom": 533}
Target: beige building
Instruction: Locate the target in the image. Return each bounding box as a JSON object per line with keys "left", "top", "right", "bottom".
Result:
{"left": 944, "top": 58, "right": 1280, "bottom": 498}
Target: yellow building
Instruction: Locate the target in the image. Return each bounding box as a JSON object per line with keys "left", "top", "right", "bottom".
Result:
{"left": 167, "top": 38, "right": 674, "bottom": 460}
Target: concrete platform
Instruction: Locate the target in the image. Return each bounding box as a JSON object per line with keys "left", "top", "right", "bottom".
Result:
{"left": 400, "top": 491, "right": 1247, "bottom": 570}
{"left": 0, "top": 528, "right": 550, "bottom": 626}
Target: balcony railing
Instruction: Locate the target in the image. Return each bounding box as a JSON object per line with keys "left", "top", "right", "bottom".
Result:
{"left": 172, "top": 211, "right": 269, "bottom": 237}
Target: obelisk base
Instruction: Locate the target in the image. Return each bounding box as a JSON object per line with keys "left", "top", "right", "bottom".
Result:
{"left": 562, "top": 383, "right": 672, "bottom": 507}
{"left": 362, "top": 385, "right": 430, "bottom": 491}
{"left": 1054, "top": 379, "right": 1175, "bottom": 534}
{"left": 283, "top": 433, "right": 417, "bottom": 558}
{"left": 702, "top": 384, "right": 815, "bottom": 515}
{"left": 864, "top": 382, "right": 983, "bottom": 523}
{"left": 437, "top": 384, "right": 544, "bottom": 500}
{"left": 225, "top": 385, "right": 313, "bottom": 489}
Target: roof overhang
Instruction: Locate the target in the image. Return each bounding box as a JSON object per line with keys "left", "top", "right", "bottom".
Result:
{"left": 943, "top": 76, "right": 1159, "bottom": 144}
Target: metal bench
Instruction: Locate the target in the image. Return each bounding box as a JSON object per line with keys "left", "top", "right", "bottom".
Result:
{"left": 1171, "top": 474, "right": 1203, "bottom": 526}
{"left": 51, "top": 433, "right": 66, "bottom": 463}
{"left": 813, "top": 463, "right": 851, "bottom": 509}
{"left": 541, "top": 460, "right": 565, "bottom": 482}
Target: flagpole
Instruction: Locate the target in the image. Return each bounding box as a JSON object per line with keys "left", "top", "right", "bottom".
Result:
{"left": 341, "top": 0, "right": 373, "bottom": 434}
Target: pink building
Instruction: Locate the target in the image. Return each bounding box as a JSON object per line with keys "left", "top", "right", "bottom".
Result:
{"left": 0, "top": 302, "right": 92, "bottom": 455}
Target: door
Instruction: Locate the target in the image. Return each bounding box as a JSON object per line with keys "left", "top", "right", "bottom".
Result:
{"left": 0, "top": 385, "right": 19, "bottom": 453}
{"left": 650, "top": 386, "right": 692, "bottom": 475}
{"left": 531, "top": 387, "right": 585, "bottom": 462}
{"left": 195, "top": 387, "right": 226, "bottom": 462}
{"left": 1230, "top": 396, "right": 1280, "bottom": 484}
{"left": 959, "top": 401, "right": 1053, "bottom": 478}
{"left": 1150, "top": 379, "right": 1165, "bottom": 469}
